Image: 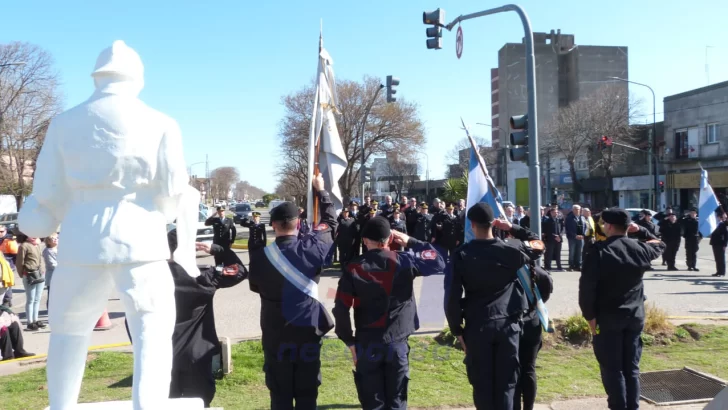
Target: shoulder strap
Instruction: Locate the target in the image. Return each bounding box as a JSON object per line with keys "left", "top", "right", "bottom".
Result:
{"left": 264, "top": 242, "right": 319, "bottom": 301}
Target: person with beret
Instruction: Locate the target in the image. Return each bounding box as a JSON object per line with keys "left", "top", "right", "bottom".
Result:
{"left": 125, "top": 229, "right": 248, "bottom": 407}
{"left": 332, "top": 216, "right": 446, "bottom": 409}
{"left": 445, "top": 203, "right": 533, "bottom": 409}
{"left": 659, "top": 211, "right": 682, "bottom": 271}
{"left": 636, "top": 209, "right": 657, "bottom": 237}
{"left": 710, "top": 212, "right": 728, "bottom": 277}
{"left": 335, "top": 208, "right": 358, "bottom": 266}
{"left": 205, "top": 205, "right": 237, "bottom": 266}
{"left": 388, "top": 208, "right": 408, "bottom": 251}
{"left": 681, "top": 207, "right": 701, "bottom": 271}
{"left": 579, "top": 208, "right": 665, "bottom": 410}
{"left": 412, "top": 203, "right": 433, "bottom": 243}
{"left": 239, "top": 211, "right": 267, "bottom": 252}
{"left": 247, "top": 173, "right": 338, "bottom": 410}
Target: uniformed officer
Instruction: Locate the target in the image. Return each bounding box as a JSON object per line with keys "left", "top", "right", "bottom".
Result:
{"left": 579, "top": 208, "right": 665, "bottom": 410}
{"left": 386, "top": 203, "right": 402, "bottom": 223}
{"left": 682, "top": 208, "right": 701, "bottom": 271}
{"left": 660, "top": 211, "right": 682, "bottom": 271}
{"left": 240, "top": 211, "right": 267, "bottom": 252}
{"left": 348, "top": 201, "right": 362, "bottom": 260}
{"left": 491, "top": 218, "right": 553, "bottom": 410}
{"left": 247, "top": 173, "right": 337, "bottom": 410}
{"left": 404, "top": 198, "right": 419, "bottom": 235}
{"left": 297, "top": 207, "right": 311, "bottom": 237}
{"left": 445, "top": 203, "right": 531, "bottom": 409}
{"left": 336, "top": 208, "right": 358, "bottom": 266}
{"left": 205, "top": 206, "right": 237, "bottom": 265}
{"left": 439, "top": 204, "right": 462, "bottom": 258}
{"left": 710, "top": 212, "right": 728, "bottom": 277}
{"left": 333, "top": 217, "right": 446, "bottom": 410}
{"left": 389, "top": 208, "right": 407, "bottom": 251}
{"left": 413, "top": 203, "right": 433, "bottom": 242}
{"left": 429, "top": 202, "right": 449, "bottom": 247}
{"left": 636, "top": 210, "right": 657, "bottom": 237}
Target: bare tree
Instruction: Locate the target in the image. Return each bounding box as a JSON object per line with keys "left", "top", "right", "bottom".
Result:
{"left": 445, "top": 136, "right": 499, "bottom": 178}
{"left": 544, "top": 85, "right": 639, "bottom": 198}
{"left": 277, "top": 76, "right": 426, "bottom": 200}
{"left": 274, "top": 176, "right": 306, "bottom": 206}
{"left": 234, "top": 180, "right": 266, "bottom": 201}
{"left": 383, "top": 154, "right": 420, "bottom": 202}
{"left": 0, "top": 42, "right": 62, "bottom": 209}
{"left": 209, "top": 167, "right": 239, "bottom": 201}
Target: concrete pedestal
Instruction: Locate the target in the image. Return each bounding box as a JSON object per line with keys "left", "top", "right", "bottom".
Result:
{"left": 43, "top": 398, "right": 208, "bottom": 409}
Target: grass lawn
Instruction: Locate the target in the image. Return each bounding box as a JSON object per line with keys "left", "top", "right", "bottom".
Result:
{"left": 2, "top": 325, "right": 728, "bottom": 409}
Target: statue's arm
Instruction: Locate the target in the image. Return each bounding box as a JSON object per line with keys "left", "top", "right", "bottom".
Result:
{"left": 157, "top": 119, "right": 190, "bottom": 222}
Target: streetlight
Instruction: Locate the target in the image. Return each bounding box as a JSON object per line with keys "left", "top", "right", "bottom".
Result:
{"left": 607, "top": 77, "right": 658, "bottom": 210}
{"left": 420, "top": 152, "right": 430, "bottom": 201}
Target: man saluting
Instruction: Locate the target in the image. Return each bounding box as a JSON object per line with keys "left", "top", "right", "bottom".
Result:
{"left": 248, "top": 173, "right": 338, "bottom": 410}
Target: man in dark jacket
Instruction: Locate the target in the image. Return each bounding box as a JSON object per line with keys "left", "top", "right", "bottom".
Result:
{"left": 336, "top": 208, "right": 358, "bottom": 266}
{"left": 710, "top": 213, "right": 728, "bottom": 277}
{"left": 565, "top": 205, "right": 587, "bottom": 271}
{"left": 542, "top": 206, "right": 564, "bottom": 270}
{"left": 445, "top": 203, "right": 531, "bottom": 410}
{"left": 205, "top": 206, "right": 237, "bottom": 265}
{"left": 247, "top": 173, "right": 337, "bottom": 410}
{"left": 682, "top": 208, "right": 701, "bottom": 271}
{"left": 579, "top": 209, "right": 665, "bottom": 410}
{"left": 413, "top": 204, "right": 433, "bottom": 242}
{"left": 333, "top": 217, "right": 445, "bottom": 409}
{"left": 125, "top": 229, "right": 248, "bottom": 407}
{"left": 659, "top": 211, "right": 682, "bottom": 271}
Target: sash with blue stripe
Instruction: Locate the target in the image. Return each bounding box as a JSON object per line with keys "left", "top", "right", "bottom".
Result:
{"left": 516, "top": 264, "right": 553, "bottom": 333}
{"left": 264, "top": 242, "right": 320, "bottom": 301}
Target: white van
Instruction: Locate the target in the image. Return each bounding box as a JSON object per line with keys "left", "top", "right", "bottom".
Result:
{"left": 268, "top": 200, "right": 285, "bottom": 215}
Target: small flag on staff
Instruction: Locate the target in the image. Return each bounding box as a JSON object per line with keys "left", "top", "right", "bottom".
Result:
{"left": 460, "top": 118, "right": 505, "bottom": 243}
{"left": 698, "top": 168, "right": 720, "bottom": 237}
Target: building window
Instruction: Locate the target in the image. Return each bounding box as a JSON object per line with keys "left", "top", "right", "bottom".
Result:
{"left": 675, "top": 129, "right": 688, "bottom": 159}
{"left": 576, "top": 155, "right": 588, "bottom": 171}
{"left": 707, "top": 123, "right": 719, "bottom": 144}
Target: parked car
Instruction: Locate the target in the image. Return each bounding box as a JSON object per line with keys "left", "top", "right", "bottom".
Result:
{"left": 233, "top": 203, "right": 253, "bottom": 225}
{"left": 166, "top": 211, "right": 214, "bottom": 245}
{"left": 255, "top": 201, "right": 265, "bottom": 208}
{"left": 0, "top": 213, "right": 18, "bottom": 230}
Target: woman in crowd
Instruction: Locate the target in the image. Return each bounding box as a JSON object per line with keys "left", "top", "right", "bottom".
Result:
{"left": 43, "top": 234, "right": 59, "bottom": 311}
{"left": 15, "top": 230, "right": 45, "bottom": 331}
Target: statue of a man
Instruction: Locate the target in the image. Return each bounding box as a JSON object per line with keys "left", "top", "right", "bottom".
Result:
{"left": 19, "top": 41, "right": 200, "bottom": 409}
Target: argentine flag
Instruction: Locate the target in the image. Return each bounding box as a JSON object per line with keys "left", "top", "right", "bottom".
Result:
{"left": 464, "top": 141, "right": 505, "bottom": 243}
{"left": 698, "top": 169, "right": 721, "bottom": 237}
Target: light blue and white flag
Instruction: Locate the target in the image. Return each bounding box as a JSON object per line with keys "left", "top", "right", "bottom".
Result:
{"left": 461, "top": 118, "right": 505, "bottom": 243}
{"left": 698, "top": 169, "right": 720, "bottom": 237}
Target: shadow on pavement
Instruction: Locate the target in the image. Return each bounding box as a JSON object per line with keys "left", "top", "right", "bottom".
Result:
{"left": 109, "top": 375, "right": 133, "bottom": 388}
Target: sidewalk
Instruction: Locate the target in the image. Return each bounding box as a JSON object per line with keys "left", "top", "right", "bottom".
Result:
{"left": 445, "top": 399, "right": 707, "bottom": 409}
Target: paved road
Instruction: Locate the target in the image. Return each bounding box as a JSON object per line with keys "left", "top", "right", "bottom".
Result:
{"left": 7, "top": 237, "right": 728, "bottom": 358}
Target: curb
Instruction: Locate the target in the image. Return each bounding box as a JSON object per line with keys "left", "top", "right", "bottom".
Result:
{"left": 0, "top": 342, "right": 131, "bottom": 365}
{"left": 231, "top": 243, "right": 249, "bottom": 250}
{"left": 668, "top": 316, "right": 728, "bottom": 321}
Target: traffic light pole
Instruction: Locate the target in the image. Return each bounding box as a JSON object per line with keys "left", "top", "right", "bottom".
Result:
{"left": 444, "top": 4, "right": 542, "bottom": 236}
{"left": 360, "top": 84, "right": 385, "bottom": 199}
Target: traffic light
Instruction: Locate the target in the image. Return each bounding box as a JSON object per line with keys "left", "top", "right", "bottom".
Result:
{"left": 423, "top": 9, "right": 445, "bottom": 50}
{"left": 362, "top": 166, "right": 372, "bottom": 183}
{"left": 659, "top": 181, "right": 665, "bottom": 193}
{"left": 509, "top": 114, "right": 529, "bottom": 163}
{"left": 599, "top": 135, "right": 613, "bottom": 149}
{"left": 386, "top": 75, "right": 400, "bottom": 103}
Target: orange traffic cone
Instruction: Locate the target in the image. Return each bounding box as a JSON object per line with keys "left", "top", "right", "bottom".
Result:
{"left": 94, "top": 309, "right": 112, "bottom": 331}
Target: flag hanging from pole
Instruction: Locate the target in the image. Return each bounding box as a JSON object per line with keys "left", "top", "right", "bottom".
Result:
{"left": 698, "top": 169, "right": 720, "bottom": 237}
{"left": 461, "top": 118, "right": 505, "bottom": 243}
{"left": 306, "top": 31, "right": 347, "bottom": 225}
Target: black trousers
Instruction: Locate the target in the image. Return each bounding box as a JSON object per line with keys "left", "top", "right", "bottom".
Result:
{"left": 713, "top": 244, "right": 726, "bottom": 276}
{"left": 464, "top": 318, "right": 522, "bottom": 410}
{"left": 664, "top": 239, "right": 680, "bottom": 269}
{"left": 514, "top": 316, "right": 542, "bottom": 410}
{"left": 0, "top": 321, "right": 26, "bottom": 360}
{"left": 338, "top": 244, "right": 352, "bottom": 267}
{"left": 353, "top": 341, "right": 410, "bottom": 410}
{"left": 544, "top": 240, "right": 562, "bottom": 269}
{"left": 592, "top": 321, "right": 643, "bottom": 410}
{"left": 264, "top": 341, "right": 322, "bottom": 410}
{"left": 685, "top": 238, "right": 700, "bottom": 269}
{"left": 351, "top": 239, "right": 361, "bottom": 260}
{"left": 170, "top": 361, "right": 216, "bottom": 407}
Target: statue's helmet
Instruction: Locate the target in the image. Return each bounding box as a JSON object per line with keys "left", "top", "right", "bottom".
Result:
{"left": 91, "top": 40, "right": 144, "bottom": 83}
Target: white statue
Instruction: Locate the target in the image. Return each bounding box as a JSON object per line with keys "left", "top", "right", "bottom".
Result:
{"left": 19, "top": 41, "right": 202, "bottom": 410}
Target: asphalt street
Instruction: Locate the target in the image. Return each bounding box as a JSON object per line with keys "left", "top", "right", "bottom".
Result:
{"left": 6, "top": 233, "right": 728, "bottom": 359}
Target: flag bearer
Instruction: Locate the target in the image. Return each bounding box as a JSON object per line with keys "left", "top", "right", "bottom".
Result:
{"left": 240, "top": 211, "right": 267, "bottom": 252}
{"left": 247, "top": 173, "right": 338, "bottom": 410}
{"left": 579, "top": 209, "right": 664, "bottom": 410}
{"left": 445, "top": 203, "right": 532, "bottom": 409}
{"left": 333, "top": 217, "right": 445, "bottom": 409}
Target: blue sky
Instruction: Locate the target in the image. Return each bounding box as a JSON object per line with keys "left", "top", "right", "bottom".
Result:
{"left": 3, "top": 0, "right": 727, "bottom": 192}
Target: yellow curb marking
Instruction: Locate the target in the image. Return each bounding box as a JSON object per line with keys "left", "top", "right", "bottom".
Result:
{"left": 1, "top": 342, "right": 131, "bottom": 364}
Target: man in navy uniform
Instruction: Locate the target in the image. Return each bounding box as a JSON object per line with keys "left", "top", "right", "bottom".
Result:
{"left": 413, "top": 204, "right": 433, "bottom": 242}
{"left": 336, "top": 208, "right": 358, "bottom": 267}
{"left": 445, "top": 203, "right": 532, "bottom": 409}
{"left": 579, "top": 208, "right": 664, "bottom": 410}
{"left": 659, "top": 211, "right": 682, "bottom": 271}
{"left": 333, "top": 217, "right": 445, "bottom": 409}
{"left": 389, "top": 208, "right": 407, "bottom": 251}
{"left": 248, "top": 173, "right": 337, "bottom": 410}
{"left": 710, "top": 212, "right": 728, "bottom": 277}
{"left": 240, "top": 211, "right": 267, "bottom": 252}
{"left": 682, "top": 208, "right": 701, "bottom": 271}
{"left": 205, "top": 206, "right": 237, "bottom": 265}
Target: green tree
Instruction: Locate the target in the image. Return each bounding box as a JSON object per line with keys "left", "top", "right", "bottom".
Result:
{"left": 262, "top": 193, "right": 279, "bottom": 206}
{"left": 442, "top": 171, "right": 468, "bottom": 204}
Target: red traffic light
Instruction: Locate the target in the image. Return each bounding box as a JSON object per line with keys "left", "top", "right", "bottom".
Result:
{"left": 659, "top": 181, "right": 664, "bottom": 187}
{"left": 600, "top": 136, "right": 613, "bottom": 146}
